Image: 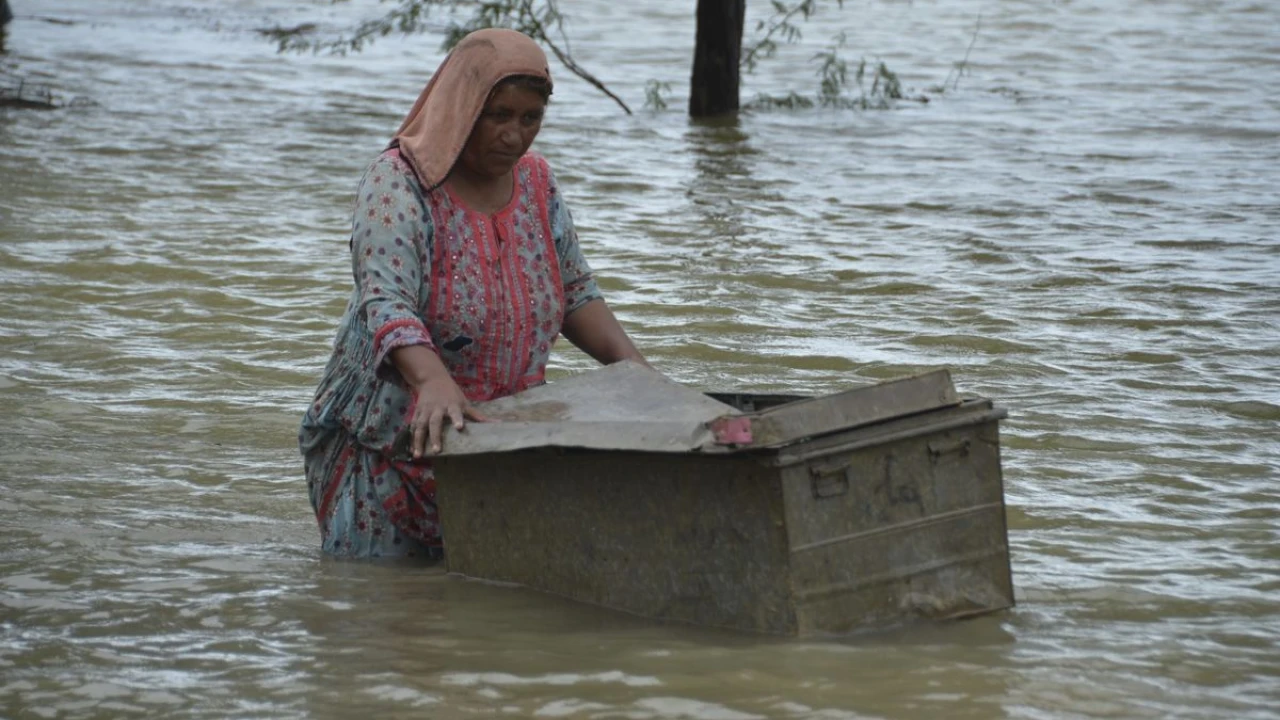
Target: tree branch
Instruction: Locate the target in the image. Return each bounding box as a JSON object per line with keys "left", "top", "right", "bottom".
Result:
{"left": 518, "top": 0, "right": 632, "bottom": 114}
{"left": 277, "top": 0, "right": 631, "bottom": 114}
{"left": 741, "top": 0, "right": 812, "bottom": 72}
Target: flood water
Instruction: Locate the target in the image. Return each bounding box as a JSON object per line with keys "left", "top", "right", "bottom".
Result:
{"left": 2, "top": 0, "right": 1278, "bottom": 717}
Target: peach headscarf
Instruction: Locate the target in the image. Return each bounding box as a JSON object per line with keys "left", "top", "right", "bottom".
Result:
{"left": 391, "top": 29, "right": 552, "bottom": 191}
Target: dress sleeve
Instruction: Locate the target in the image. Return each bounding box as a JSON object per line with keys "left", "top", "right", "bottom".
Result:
{"left": 349, "top": 153, "right": 436, "bottom": 371}
{"left": 546, "top": 167, "right": 604, "bottom": 315}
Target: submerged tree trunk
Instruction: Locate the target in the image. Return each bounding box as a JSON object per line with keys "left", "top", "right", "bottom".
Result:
{"left": 1, "top": 0, "right": 12, "bottom": 54}
{"left": 689, "top": 0, "right": 745, "bottom": 118}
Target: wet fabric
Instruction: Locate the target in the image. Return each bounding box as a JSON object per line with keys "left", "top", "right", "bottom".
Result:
{"left": 392, "top": 28, "right": 551, "bottom": 191}
{"left": 299, "top": 149, "right": 601, "bottom": 558}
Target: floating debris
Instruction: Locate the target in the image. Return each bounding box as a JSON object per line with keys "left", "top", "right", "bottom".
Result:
{"left": 255, "top": 22, "right": 317, "bottom": 42}
{"left": 28, "top": 17, "right": 78, "bottom": 26}
{"left": 0, "top": 76, "right": 56, "bottom": 109}
{"left": 0, "top": 74, "right": 95, "bottom": 110}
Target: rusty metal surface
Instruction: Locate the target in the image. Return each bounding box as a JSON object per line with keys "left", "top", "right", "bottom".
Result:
{"left": 434, "top": 392, "right": 1014, "bottom": 635}
{"left": 428, "top": 362, "right": 960, "bottom": 457}
{"left": 744, "top": 368, "right": 960, "bottom": 447}
{"left": 436, "top": 452, "right": 798, "bottom": 634}
{"left": 429, "top": 364, "right": 1012, "bottom": 635}
{"left": 771, "top": 399, "right": 1007, "bottom": 467}
{"left": 431, "top": 361, "right": 741, "bottom": 456}
{"left": 778, "top": 410, "right": 1014, "bottom": 634}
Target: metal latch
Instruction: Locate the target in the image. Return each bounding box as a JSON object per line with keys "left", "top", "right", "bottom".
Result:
{"left": 928, "top": 437, "right": 970, "bottom": 462}
{"left": 809, "top": 464, "right": 851, "bottom": 499}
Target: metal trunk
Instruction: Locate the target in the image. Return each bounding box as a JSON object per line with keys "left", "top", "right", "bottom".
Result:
{"left": 427, "top": 362, "right": 1013, "bottom": 635}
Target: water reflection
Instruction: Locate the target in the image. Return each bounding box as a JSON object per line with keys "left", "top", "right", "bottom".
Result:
{"left": 683, "top": 114, "right": 763, "bottom": 248}
{"left": 295, "top": 565, "right": 1023, "bottom": 719}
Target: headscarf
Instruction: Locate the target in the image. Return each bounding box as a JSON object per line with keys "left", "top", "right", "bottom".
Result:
{"left": 391, "top": 28, "right": 552, "bottom": 191}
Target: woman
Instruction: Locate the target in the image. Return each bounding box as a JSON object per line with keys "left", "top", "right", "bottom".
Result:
{"left": 299, "top": 29, "right": 647, "bottom": 560}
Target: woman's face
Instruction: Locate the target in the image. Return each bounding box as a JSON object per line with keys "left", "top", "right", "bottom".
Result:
{"left": 457, "top": 82, "right": 546, "bottom": 179}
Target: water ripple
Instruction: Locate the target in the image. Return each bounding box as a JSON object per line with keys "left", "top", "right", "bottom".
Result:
{"left": 2, "top": 0, "right": 1279, "bottom": 718}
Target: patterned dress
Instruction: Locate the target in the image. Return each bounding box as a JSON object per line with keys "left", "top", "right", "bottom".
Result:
{"left": 299, "top": 149, "right": 602, "bottom": 559}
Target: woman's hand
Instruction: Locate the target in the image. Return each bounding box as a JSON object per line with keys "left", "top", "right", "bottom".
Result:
{"left": 409, "top": 374, "right": 488, "bottom": 458}
{"left": 390, "top": 344, "right": 489, "bottom": 458}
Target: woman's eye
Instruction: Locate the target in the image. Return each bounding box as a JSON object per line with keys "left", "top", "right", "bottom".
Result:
{"left": 522, "top": 113, "right": 543, "bottom": 126}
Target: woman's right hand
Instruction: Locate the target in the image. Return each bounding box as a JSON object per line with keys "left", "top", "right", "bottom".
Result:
{"left": 391, "top": 344, "right": 490, "bottom": 458}
{"left": 409, "top": 374, "right": 489, "bottom": 458}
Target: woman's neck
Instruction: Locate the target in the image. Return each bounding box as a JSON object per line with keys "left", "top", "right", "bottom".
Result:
{"left": 445, "top": 165, "right": 514, "bottom": 215}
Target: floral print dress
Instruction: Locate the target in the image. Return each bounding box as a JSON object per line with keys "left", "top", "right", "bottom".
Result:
{"left": 298, "top": 149, "right": 602, "bottom": 559}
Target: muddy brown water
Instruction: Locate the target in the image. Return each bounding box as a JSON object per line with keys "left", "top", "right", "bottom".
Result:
{"left": 1, "top": 0, "right": 1277, "bottom": 718}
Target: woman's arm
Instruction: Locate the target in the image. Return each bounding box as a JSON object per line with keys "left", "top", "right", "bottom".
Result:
{"left": 350, "top": 153, "right": 436, "bottom": 373}
{"left": 351, "top": 152, "right": 480, "bottom": 457}
{"left": 561, "top": 298, "right": 648, "bottom": 367}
